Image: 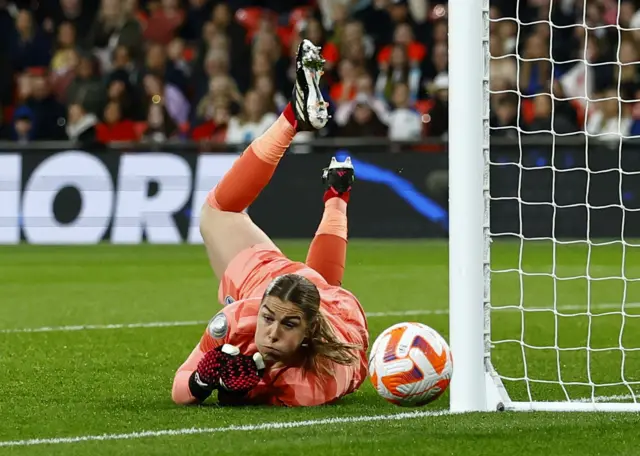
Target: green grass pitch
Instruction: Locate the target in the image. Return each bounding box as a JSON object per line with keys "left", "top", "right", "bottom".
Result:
{"left": 1, "top": 240, "right": 640, "bottom": 455}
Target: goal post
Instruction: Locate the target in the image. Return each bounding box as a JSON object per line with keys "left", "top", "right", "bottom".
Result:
{"left": 448, "top": 0, "right": 640, "bottom": 412}
{"left": 448, "top": 0, "right": 493, "bottom": 412}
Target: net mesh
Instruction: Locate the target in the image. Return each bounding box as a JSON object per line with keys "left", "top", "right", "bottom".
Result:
{"left": 487, "top": 0, "right": 640, "bottom": 404}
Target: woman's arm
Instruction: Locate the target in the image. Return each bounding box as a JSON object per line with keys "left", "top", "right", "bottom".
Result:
{"left": 171, "top": 342, "right": 207, "bottom": 405}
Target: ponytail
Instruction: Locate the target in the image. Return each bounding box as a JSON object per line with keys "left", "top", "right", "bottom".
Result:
{"left": 302, "top": 311, "right": 361, "bottom": 376}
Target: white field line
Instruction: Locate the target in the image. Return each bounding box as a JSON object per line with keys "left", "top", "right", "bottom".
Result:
{"left": 2, "top": 302, "right": 640, "bottom": 335}
{"left": 0, "top": 309, "right": 444, "bottom": 334}
{"left": 0, "top": 409, "right": 452, "bottom": 448}
{"left": 1, "top": 394, "right": 637, "bottom": 448}
{"left": 573, "top": 393, "right": 638, "bottom": 403}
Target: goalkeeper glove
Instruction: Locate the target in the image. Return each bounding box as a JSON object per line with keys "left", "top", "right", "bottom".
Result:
{"left": 188, "top": 344, "right": 265, "bottom": 402}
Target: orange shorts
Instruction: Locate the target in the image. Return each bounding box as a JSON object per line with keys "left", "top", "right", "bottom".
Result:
{"left": 218, "top": 243, "right": 326, "bottom": 305}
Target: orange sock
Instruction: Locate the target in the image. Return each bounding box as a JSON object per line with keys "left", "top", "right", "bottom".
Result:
{"left": 306, "top": 198, "right": 348, "bottom": 286}
{"left": 207, "top": 108, "right": 296, "bottom": 212}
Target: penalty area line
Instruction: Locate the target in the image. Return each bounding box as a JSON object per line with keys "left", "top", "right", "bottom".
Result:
{"left": 0, "top": 410, "right": 452, "bottom": 448}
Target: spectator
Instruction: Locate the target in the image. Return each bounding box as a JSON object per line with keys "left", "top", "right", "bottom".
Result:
{"left": 106, "top": 69, "right": 141, "bottom": 120}
{"left": 225, "top": 90, "right": 278, "bottom": 144}
{"left": 617, "top": 40, "right": 640, "bottom": 101}
{"left": 322, "top": 19, "right": 374, "bottom": 73}
{"left": 23, "top": 74, "right": 67, "bottom": 140}
{"left": 10, "top": 9, "right": 52, "bottom": 72}
{"left": 252, "top": 32, "right": 289, "bottom": 93}
{"left": 489, "top": 34, "right": 516, "bottom": 92}
{"left": 338, "top": 94, "right": 388, "bottom": 137}
{"left": 425, "top": 72, "right": 448, "bottom": 138}
{"left": 181, "top": 0, "right": 211, "bottom": 41}
{"left": 191, "top": 99, "right": 231, "bottom": 145}
{"left": 50, "top": 22, "right": 78, "bottom": 76}
{"left": 586, "top": 89, "right": 633, "bottom": 141}
{"left": 491, "top": 92, "right": 520, "bottom": 138}
{"left": 195, "top": 75, "right": 242, "bottom": 122}
{"left": 50, "top": 48, "right": 80, "bottom": 102}
{"left": 143, "top": 101, "right": 178, "bottom": 142}
{"left": 11, "top": 105, "right": 36, "bottom": 143}
{"left": 519, "top": 32, "right": 552, "bottom": 96}
{"left": 377, "top": 22, "right": 426, "bottom": 69}
{"left": 65, "top": 53, "right": 105, "bottom": 116}
{"left": 196, "top": 48, "right": 231, "bottom": 103}
{"left": 560, "top": 33, "right": 606, "bottom": 107}
{"left": 375, "top": 44, "right": 421, "bottom": 103}
{"left": 525, "top": 93, "right": 576, "bottom": 135}
{"left": 66, "top": 102, "right": 99, "bottom": 146}
{"left": 253, "top": 75, "right": 287, "bottom": 113}
{"left": 142, "top": 73, "right": 189, "bottom": 127}
{"left": 387, "top": 82, "right": 422, "bottom": 140}
{"left": 431, "top": 18, "right": 448, "bottom": 47}
{"left": 167, "top": 38, "right": 191, "bottom": 80}
{"left": 144, "top": 0, "right": 185, "bottom": 45}
{"left": 145, "top": 43, "right": 188, "bottom": 96}
{"left": 334, "top": 72, "right": 389, "bottom": 127}
{"left": 421, "top": 42, "right": 448, "bottom": 91}
{"left": 210, "top": 2, "right": 247, "bottom": 60}
{"left": 96, "top": 101, "right": 138, "bottom": 143}
{"left": 51, "top": 0, "right": 95, "bottom": 38}
{"left": 86, "top": 0, "right": 143, "bottom": 72}
{"left": 330, "top": 59, "right": 361, "bottom": 105}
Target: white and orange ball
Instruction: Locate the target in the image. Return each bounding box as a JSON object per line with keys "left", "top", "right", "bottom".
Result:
{"left": 368, "top": 322, "right": 453, "bottom": 407}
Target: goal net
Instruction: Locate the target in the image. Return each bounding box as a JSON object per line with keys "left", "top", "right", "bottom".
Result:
{"left": 448, "top": 0, "right": 640, "bottom": 412}
{"left": 482, "top": 0, "right": 640, "bottom": 411}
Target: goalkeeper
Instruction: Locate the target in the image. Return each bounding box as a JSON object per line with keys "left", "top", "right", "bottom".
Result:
{"left": 172, "top": 40, "right": 369, "bottom": 407}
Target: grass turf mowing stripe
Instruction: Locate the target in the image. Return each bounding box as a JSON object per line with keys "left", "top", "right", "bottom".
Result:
{"left": 2, "top": 302, "right": 639, "bottom": 334}
{"left": 0, "top": 410, "right": 452, "bottom": 448}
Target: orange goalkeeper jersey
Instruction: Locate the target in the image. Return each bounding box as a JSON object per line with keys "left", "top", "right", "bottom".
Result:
{"left": 172, "top": 244, "right": 369, "bottom": 407}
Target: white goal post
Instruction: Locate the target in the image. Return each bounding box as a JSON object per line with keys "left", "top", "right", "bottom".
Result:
{"left": 448, "top": 0, "right": 640, "bottom": 412}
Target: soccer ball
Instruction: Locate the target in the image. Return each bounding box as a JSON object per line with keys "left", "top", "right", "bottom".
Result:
{"left": 368, "top": 322, "right": 453, "bottom": 407}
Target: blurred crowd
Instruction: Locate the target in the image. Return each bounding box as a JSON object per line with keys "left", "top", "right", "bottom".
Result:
{"left": 491, "top": 0, "right": 640, "bottom": 141}
{"left": 1, "top": 0, "right": 640, "bottom": 148}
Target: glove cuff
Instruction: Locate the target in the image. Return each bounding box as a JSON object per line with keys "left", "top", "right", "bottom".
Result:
{"left": 188, "top": 371, "right": 215, "bottom": 402}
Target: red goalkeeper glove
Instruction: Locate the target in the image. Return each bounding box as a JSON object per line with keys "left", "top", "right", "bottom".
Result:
{"left": 188, "top": 344, "right": 265, "bottom": 402}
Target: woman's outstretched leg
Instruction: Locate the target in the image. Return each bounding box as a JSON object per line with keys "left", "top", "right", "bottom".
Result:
{"left": 200, "top": 39, "right": 329, "bottom": 279}
{"left": 306, "top": 157, "right": 354, "bottom": 286}
{"left": 200, "top": 105, "right": 297, "bottom": 278}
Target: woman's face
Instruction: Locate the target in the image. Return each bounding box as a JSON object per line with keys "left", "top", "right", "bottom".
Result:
{"left": 213, "top": 106, "right": 230, "bottom": 124}
{"left": 306, "top": 19, "right": 323, "bottom": 44}
{"left": 339, "top": 59, "right": 356, "bottom": 80}
{"left": 619, "top": 40, "right": 637, "bottom": 64}
{"left": 101, "top": 0, "right": 120, "bottom": 19}
{"left": 104, "top": 102, "right": 121, "bottom": 124}
{"left": 254, "top": 297, "right": 308, "bottom": 365}
{"left": 255, "top": 76, "right": 274, "bottom": 96}
{"left": 394, "top": 24, "right": 412, "bottom": 45}
{"left": 244, "top": 91, "right": 265, "bottom": 118}
{"left": 209, "top": 77, "right": 230, "bottom": 96}
{"left": 58, "top": 22, "right": 76, "bottom": 47}
{"left": 391, "top": 46, "right": 407, "bottom": 67}
{"left": 108, "top": 80, "right": 126, "bottom": 99}
{"left": 252, "top": 53, "right": 271, "bottom": 77}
